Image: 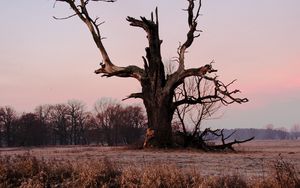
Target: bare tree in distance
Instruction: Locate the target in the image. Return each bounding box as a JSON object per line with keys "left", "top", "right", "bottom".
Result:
{"left": 49, "top": 104, "right": 70, "bottom": 145}
{"left": 0, "top": 106, "right": 17, "bottom": 146}
{"left": 67, "top": 100, "right": 88, "bottom": 144}
{"left": 55, "top": 0, "right": 249, "bottom": 148}
{"left": 94, "top": 98, "right": 118, "bottom": 115}
{"left": 35, "top": 105, "right": 52, "bottom": 123}
{"left": 93, "top": 99, "right": 122, "bottom": 146}
{"left": 92, "top": 98, "right": 146, "bottom": 146}
{"left": 16, "top": 113, "right": 48, "bottom": 146}
{"left": 290, "top": 124, "right": 300, "bottom": 139}
{"left": 34, "top": 104, "right": 56, "bottom": 144}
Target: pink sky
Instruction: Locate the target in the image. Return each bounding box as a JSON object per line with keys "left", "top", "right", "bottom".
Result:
{"left": 0, "top": 0, "right": 299, "bottom": 129}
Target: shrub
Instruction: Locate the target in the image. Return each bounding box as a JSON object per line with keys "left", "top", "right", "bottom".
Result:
{"left": 272, "top": 156, "right": 299, "bottom": 188}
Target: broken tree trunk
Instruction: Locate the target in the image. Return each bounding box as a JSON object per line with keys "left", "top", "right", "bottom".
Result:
{"left": 55, "top": 0, "right": 249, "bottom": 149}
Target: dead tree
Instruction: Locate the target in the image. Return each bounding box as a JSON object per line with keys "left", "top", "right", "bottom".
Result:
{"left": 55, "top": 0, "right": 248, "bottom": 148}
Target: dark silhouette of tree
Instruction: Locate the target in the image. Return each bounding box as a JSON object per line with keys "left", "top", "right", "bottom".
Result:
{"left": 81, "top": 111, "right": 96, "bottom": 145}
{"left": 56, "top": 0, "right": 248, "bottom": 147}
{"left": 0, "top": 106, "right": 17, "bottom": 147}
{"left": 93, "top": 99, "right": 146, "bottom": 146}
{"left": 49, "top": 104, "right": 70, "bottom": 145}
{"left": 93, "top": 99, "right": 117, "bottom": 145}
{"left": 85, "top": 114, "right": 104, "bottom": 145}
{"left": 95, "top": 103, "right": 122, "bottom": 146}
{"left": 67, "top": 100, "right": 87, "bottom": 145}
{"left": 15, "top": 113, "right": 47, "bottom": 146}
{"left": 34, "top": 104, "right": 54, "bottom": 145}
{"left": 120, "top": 105, "right": 146, "bottom": 144}
{"left": 55, "top": 0, "right": 248, "bottom": 148}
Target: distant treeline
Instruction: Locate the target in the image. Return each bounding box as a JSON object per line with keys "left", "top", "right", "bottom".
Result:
{"left": 0, "top": 100, "right": 146, "bottom": 147}
{"left": 220, "top": 128, "right": 300, "bottom": 140}
{"left": 1, "top": 100, "right": 300, "bottom": 147}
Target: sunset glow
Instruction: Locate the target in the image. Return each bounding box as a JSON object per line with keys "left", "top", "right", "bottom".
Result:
{"left": 0, "top": 0, "right": 299, "bottom": 129}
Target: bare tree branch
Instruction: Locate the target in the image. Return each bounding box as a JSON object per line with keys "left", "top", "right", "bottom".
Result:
{"left": 53, "top": 13, "right": 77, "bottom": 20}
{"left": 198, "top": 128, "right": 254, "bottom": 151}
{"left": 177, "top": 0, "right": 202, "bottom": 72}
{"left": 212, "top": 136, "right": 255, "bottom": 151}
{"left": 122, "top": 93, "right": 143, "bottom": 101}
{"left": 55, "top": 0, "right": 144, "bottom": 81}
{"left": 174, "top": 74, "right": 248, "bottom": 107}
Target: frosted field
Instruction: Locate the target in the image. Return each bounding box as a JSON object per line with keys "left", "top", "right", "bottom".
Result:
{"left": 1, "top": 140, "right": 299, "bottom": 177}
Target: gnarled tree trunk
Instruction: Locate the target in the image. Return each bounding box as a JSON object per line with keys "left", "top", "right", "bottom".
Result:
{"left": 55, "top": 0, "right": 249, "bottom": 148}
{"left": 143, "top": 90, "right": 175, "bottom": 147}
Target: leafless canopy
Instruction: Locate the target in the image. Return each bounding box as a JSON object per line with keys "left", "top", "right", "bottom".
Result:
{"left": 55, "top": 0, "right": 249, "bottom": 147}
{"left": 54, "top": 0, "right": 247, "bottom": 107}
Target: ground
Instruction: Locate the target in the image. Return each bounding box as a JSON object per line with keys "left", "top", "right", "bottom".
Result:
{"left": 0, "top": 140, "right": 299, "bottom": 177}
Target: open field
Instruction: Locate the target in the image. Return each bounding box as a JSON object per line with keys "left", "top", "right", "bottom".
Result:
{"left": 1, "top": 140, "right": 299, "bottom": 177}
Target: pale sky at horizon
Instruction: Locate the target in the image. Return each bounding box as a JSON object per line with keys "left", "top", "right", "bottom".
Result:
{"left": 0, "top": 0, "right": 299, "bottom": 130}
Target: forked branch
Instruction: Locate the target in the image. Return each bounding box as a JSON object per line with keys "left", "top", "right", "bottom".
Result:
{"left": 166, "top": 0, "right": 212, "bottom": 91}
{"left": 177, "top": 0, "right": 202, "bottom": 72}
{"left": 55, "top": 0, "right": 144, "bottom": 81}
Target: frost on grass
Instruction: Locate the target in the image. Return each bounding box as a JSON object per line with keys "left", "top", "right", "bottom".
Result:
{"left": 0, "top": 152, "right": 299, "bottom": 188}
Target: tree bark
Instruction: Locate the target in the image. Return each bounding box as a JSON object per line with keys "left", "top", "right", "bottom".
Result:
{"left": 143, "top": 90, "right": 175, "bottom": 147}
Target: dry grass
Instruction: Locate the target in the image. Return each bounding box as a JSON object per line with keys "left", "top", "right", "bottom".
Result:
{"left": 0, "top": 140, "right": 299, "bottom": 187}
{"left": 0, "top": 154, "right": 299, "bottom": 188}
{"left": 1, "top": 140, "right": 300, "bottom": 177}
